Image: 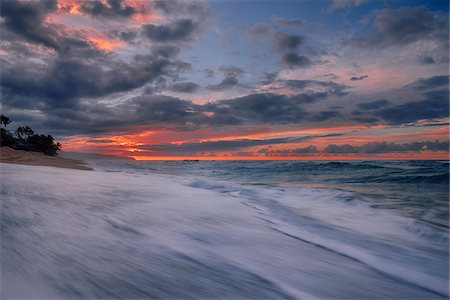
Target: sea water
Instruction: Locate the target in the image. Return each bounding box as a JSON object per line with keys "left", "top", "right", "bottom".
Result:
{"left": 1, "top": 160, "right": 448, "bottom": 299}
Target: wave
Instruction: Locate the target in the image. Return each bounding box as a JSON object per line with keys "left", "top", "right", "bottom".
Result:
{"left": 2, "top": 163, "right": 448, "bottom": 299}
{"left": 186, "top": 177, "right": 449, "bottom": 297}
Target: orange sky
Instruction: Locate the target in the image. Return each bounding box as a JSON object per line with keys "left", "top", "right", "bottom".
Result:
{"left": 61, "top": 121, "right": 449, "bottom": 160}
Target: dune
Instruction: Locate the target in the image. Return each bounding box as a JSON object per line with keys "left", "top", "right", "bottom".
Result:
{"left": 0, "top": 147, "right": 92, "bottom": 170}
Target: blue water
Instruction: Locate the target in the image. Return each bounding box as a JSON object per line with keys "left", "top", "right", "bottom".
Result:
{"left": 1, "top": 160, "right": 449, "bottom": 299}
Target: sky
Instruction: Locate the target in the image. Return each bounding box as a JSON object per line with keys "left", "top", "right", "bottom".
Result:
{"left": 1, "top": 0, "right": 449, "bottom": 160}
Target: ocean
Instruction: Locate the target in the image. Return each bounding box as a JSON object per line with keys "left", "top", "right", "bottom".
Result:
{"left": 1, "top": 160, "right": 448, "bottom": 299}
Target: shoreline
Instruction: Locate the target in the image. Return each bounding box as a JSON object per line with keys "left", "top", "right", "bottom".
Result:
{"left": 0, "top": 147, "right": 92, "bottom": 170}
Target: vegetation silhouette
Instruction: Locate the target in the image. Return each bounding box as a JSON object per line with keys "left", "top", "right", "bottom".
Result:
{"left": 0, "top": 115, "right": 61, "bottom": 156}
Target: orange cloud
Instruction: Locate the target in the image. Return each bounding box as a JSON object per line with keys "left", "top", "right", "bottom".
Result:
{"left": 56, "top": 0, "right": 162, "bottom": 23}
{"left": 88, "top": 35, "right": 125, "bottom": 51}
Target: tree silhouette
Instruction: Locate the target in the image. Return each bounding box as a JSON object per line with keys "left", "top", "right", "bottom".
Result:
{"left": 1, "top": 115, "right": 62, "bottom": 155}
{"left": 15, "top": 126, "right": 25, "bottom": 140}
{"left": 15, "top": 126, "right": 35, "bottom": 141}
{"left": 0, "top": 115, "right": 11, "bottom": 128}
{"left": 23, "top": 126, "right": 34, "bottom": 139}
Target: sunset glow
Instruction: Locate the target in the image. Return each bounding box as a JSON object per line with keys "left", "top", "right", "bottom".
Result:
{"left": 1, "top": 0, "right": 448, "bottom": 160}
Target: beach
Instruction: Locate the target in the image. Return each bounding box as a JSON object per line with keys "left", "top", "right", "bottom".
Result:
{"left": 1, "top": 160, "right": 448, "bottom": 299}
{"left": 0, "top": 147, "right": 92, "bottom": 170}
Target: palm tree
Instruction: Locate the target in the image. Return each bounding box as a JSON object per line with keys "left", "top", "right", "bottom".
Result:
{"left": 15, "top": 127, "right": 25, "bottom": 140}
{"left": 23, "top": 126, "right": 34, "bottom": 138}
{"left": 0, "top": 115, "right": 11, "bottom": 128}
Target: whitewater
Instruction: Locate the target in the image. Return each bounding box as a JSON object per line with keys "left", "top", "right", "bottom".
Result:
{"left": 1, "top": 161, "right": 448, "bottom": 299}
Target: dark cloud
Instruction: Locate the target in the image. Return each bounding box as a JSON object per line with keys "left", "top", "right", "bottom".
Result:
{"left": 264, "top": 145, "right": 320, "bottom": 155}
{"left": 168, "top": 82, "right": 200, "bottom": 93}
{"left": 207, "top": 66, "right": 245, "bottom": 91}
{"left": 281, "top": 53, "right": 312, "bottom": 68}
{"left": 260, "top": 72, "right": 278, "bottom": 85}
{"left": 138, "top": 134, "right": 341, "bottom": 154}
{"left": 246, "top": 25, "right": 315, "bottom": 69}
{"left": 142, "top": 19, "right": 197, "bottom": 43}
{"left": 275, "top": 33, "right": 306, "bottom": 51}
{"left": 1, "top": 0, "right": 59, "bottom": 50}
{"left": 79, "top": 0, "right": 135, "bottom": 19}
{"left": 1, "top": 0, "right": 210, "bottom": 124}
{"left": 311, "top": 110, "right": 340, "bottom": 121}
{"left": 404, "top": 75, "right": 449, "bottom": 90}
{"left": 357, "top": 99, "right": 390, "bottom": 110}
{"left": 348, "top": 6, "right": 449, "bottom": 48}
{"left": 419, "top": 56, "right": 435, "bottom": 65}
{"left": 374, "top": 90, "right": 449, "bottom": 124}
{"left": 350, "top": 75, "right": 368, "bottom": 81}
{"left": 217, "top": 65, "right": 243, "bottom": 77}
{"left": 324, "top": 140, "right": 449, "bottom": 153}
{"left": 290, "top": 145, "right": 319, "bottom": 153}
{"left": 86, "top": 139, "right": 115, "bottom": 143}
{"left": 1, "top": 52, "right": 187, "bottom": 110}
{"left": 207, "top": 92, "right": 342, "bottom": 124}
{"left": 208, "top": 77, "right": 240, "bottom": 91}
{"left": 111, "top": 30, "right": 138, "bottom": 42}
{"left": 153, "top": 0, "right": 208, "bottom": 18}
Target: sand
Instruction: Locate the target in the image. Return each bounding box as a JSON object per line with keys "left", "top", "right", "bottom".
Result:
{"left": 0, "top": 147, "right": 93, "bottom": 170}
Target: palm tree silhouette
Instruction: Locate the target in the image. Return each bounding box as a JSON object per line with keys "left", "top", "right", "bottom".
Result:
{"left": 0, "top": 115, "right": 11, "bottom": 128}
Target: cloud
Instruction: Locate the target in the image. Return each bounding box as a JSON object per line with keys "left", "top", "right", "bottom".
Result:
{"left": 86, "top": 139, "right": 115, "bottom": 143}
{"left": 1, "top": 52, "right": 187, "bottom": 110}
{"left": 207, "top": 77, "right": 240, "bottom": 91}
{"left": 281, "top": 53, "right": 312, "bottom": 68}
{"left": 404, "top": 75, "right": 449, "bottom": 90}
{"left": 311, "top": 110, "right": 340, "bottom": 121}
{"left": 275, "top": 33, "right": 306, "bottom": 51}
{"left": 260, "top": 72, "right": 278, "bottom": 85}
{"left": 328, "top": 0, "right": 367, "bottom": 12}
{"left": 168, "top": 82, "right": 200, "bottom": 93}
{"left": 1, "top": 0, "right": 60, "bottom": 50}
{"left": 207, "top": 65, "right": 245, "bottom": 91}
{"left": 419, "top": 56, "right": 435, "bottom": 65}
{"left": 374, "top": 89, "right": 449, "bottom": 124}
{"left": 357, "top": 99, "right": 390, "bottom": 110}
{"left": 139, "top": 134, "right": 341, "bottom": 154}
{"left": 284, "top": 80, "right": 349, "bottom": 96}
{"left": 0, "top": 0, "right": 210, "bottom": 134}
{"left": 350, "top": 75, "right": 368, "bottom": 81}
{"left": 348, "top": 6, "right": 449, "bottom": 48}
{"left": 266, "top": 145, "right": 320, "bottom": 155}
{"left": 245, "top": 23, "right": 272, "bottom": 37}
{"left": 79, "top": 0, "right": 135, "bottom": 19}
{"left": 204, "top": 69, "right": 215, "bottom": 78}
{"left": 273, "top": 16, "right": 316, "bottom": 28}
{"left": 324, "top": 140, "right": 448, "bottom": 153}
{"left": 209, "top": 93, "right": 308, "bottom": 124}
{"left": 142, "top": 19, "right": 197, "bottom": 43}
{"left": 245, "top": 24, "right": 316, "bottom": 69}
